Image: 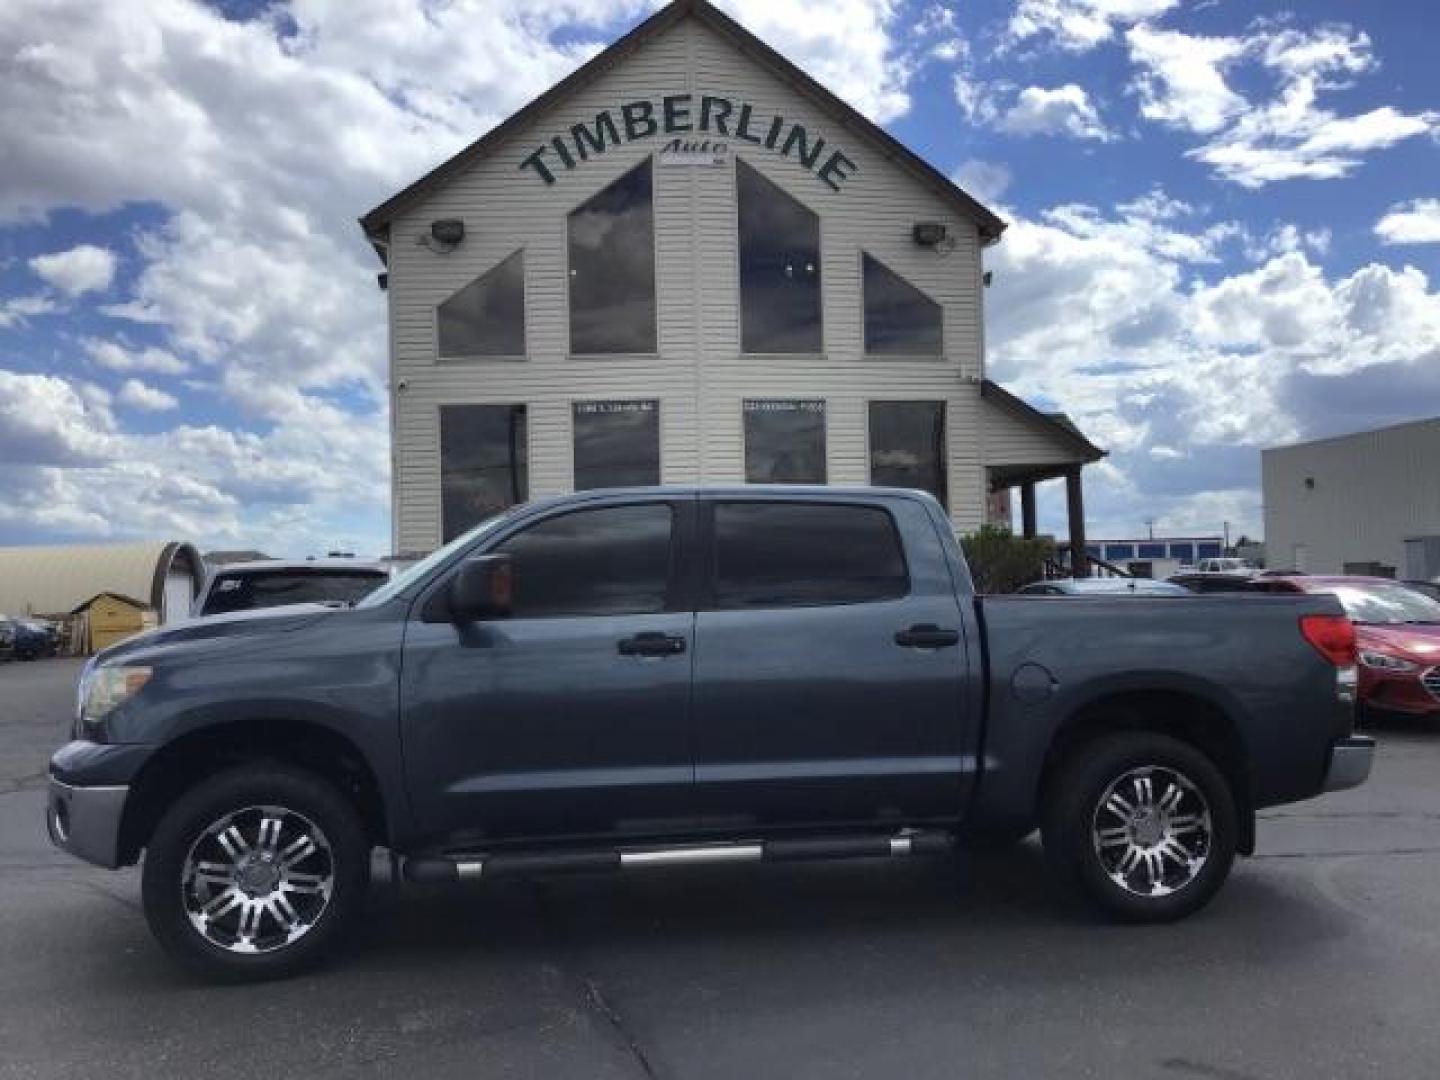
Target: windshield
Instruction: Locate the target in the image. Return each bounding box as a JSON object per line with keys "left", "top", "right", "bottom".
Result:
{"left": 358, "top": 509, "right": 518, "bottom": 608}
{"left": 1319, "top": 583, "right": 1440, "bottom": 625}
{"left": 201, "top": 570, "right": 387, "bottom": 615}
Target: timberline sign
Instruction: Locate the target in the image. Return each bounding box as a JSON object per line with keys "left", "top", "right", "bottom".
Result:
{"left": 520, "top": 93, "right": 857, "bottom": 191}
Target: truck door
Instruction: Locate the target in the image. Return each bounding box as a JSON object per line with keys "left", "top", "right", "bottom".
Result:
{"left": 690, "top": 494, "right": 976, "bottom": 831}
{"left": 400, "top": 497, "right": 697, "bottom": 844}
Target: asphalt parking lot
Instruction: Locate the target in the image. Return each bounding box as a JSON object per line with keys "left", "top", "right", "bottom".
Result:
{"left": 3, "top": 658, "right": 1439, "bottom": 1080}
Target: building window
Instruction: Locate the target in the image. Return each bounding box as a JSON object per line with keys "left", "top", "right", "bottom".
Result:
{"left": 1170, "top": 543, "right": 1195, "bottom": 562}
{"left": 1105, "top": 544, "right": 1136, "bottom": 561}
{"left": 573, "top": 400, "right": 661, "bottom": 490}
{"left": 495, "top": 504, "right": 674, "bottom": 618}
{"left": 437, "top": 250, "right": 526, "bottom": 358}
{"left": 1197, "top": 542, "right": 1223, "bottom": 559}
{"left": 737, "top": 159, "right": 822, "bottom": 353}
{"left": 440, "top": 404, "right": 528, "bottom": 542}
{"left": 711, "top": 502, "right": 908, "bottom": 609}
{"left": 568, "top": 159, "right": 656, "bottom": 354}
{"left": 1138, "top": 543, "right": 1166, "bottom": 559}
{"left": 868, "top": 401, "right": 947, "bottom": 508}
{"left": 863, "top": 253, "right": 941, "bottom": 356}
{"left": 743, "top": 399, "right": 826, "bottom": 484}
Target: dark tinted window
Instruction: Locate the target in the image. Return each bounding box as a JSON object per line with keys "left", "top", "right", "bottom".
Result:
{"left": 712, "top": 502, "right": 907, "bottom": 608}
{"left": 496, "top": 504, "right": 673, "bottom": 617}
{"left": 437, "top": 250, "right": 525, "bottom": 357}
{"left": 441, "top": 404, "right": 528, "bottom": 542}
{"left": 863, "top": 254, "right": 941, "bottom": 355}
{"left": 573, "top": 401, "right": 660, "bottom": 489}
{"left": 738, "top": 159, "right": 822, "bottom": 353}
{"left": 743, "top": 399, "right": 826, "bottom": 484}
{"left": 868, "top": 401, "right": 947, "bottom": 508}
{"left": 568, "top": 160, "right": 656, "bottom": 354}
{"left": 201, "top": 571, "right": 386, "bottom": 615}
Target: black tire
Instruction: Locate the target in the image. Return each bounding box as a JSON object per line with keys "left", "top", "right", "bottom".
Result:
{"left": 141, "top": 764, "right": 370, "bottom": 981}
{"left": 1042, "top": 732, "right": 1236, "bottom": 923}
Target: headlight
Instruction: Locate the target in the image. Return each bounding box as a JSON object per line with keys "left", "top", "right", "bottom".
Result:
{"left": 77, "top": 665, "right": 153, "bottom": 739}
{"left": 1357, "top": 650, "right": 1418, "bottom": 673}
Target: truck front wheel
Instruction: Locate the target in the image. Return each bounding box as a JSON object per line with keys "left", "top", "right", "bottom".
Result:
{"left": 141, "top": 764, "right": 370, "bottom": 980}
{"left": 1042, "top": 732, "right": 1236, "bottom": 922}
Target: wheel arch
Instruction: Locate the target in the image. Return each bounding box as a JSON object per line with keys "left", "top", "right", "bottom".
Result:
{"left": 1038, "top": 686, "right": 1256, "bottom": 856}
{"left": 119, "top": 717, "right": 390, "bottom": 865}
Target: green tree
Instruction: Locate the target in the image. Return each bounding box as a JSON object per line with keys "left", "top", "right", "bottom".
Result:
{"left": 961, "top": 525, "right": 1055, "bottom": 594}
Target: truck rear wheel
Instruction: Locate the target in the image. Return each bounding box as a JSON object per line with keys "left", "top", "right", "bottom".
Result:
{"left": 1042, "top": 732, "right": 1236, "bottom": 922}
{"left": 141, "top": 764, "right": 369, "bottom": 981}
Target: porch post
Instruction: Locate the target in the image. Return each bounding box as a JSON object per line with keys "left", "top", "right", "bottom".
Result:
{"left": 1065, "top": 465, "right": 1088, "bottom": 577}
{"left": 1020, "top": 482, "right": 1037, "bottom": 539}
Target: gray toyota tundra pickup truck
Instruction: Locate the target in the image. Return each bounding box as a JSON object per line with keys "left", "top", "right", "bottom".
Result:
{"left": 47, "top": 486, "right": 1374, "bottom": 980}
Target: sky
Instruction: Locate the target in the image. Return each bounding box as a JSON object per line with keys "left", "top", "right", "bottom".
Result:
{"left": 0, "top": 0, "right": 1437, "bottom": 556}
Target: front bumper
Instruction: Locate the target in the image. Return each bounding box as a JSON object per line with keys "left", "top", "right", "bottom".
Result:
{"left": 1322, "top": 735, "right": 1376, "bottom": 793}
{"left": 46, "top": 778, "right": 129, "bottom": 869}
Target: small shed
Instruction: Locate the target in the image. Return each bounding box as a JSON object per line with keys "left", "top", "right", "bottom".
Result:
{"left": 73, "top": 593, "right": 158, "bottom": 653}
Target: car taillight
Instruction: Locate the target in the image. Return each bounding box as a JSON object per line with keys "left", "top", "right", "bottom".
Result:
{"left": 1300, "top": 614, "right": 1357, "bottom": 667}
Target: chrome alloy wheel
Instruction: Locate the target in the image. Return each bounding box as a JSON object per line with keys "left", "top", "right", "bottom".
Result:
{"left": 181, "top": 805, "right": 335, "bottom": 954}
{"left": 1091, "top": 766, "right": 1212, "bottom": 898}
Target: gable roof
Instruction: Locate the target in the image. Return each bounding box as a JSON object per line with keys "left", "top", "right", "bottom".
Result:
{"left": 981, "top": 379, "right": 1106, "bottom": 463}
{"left": 358, "top": 0, "right": 1005, "bottom": 257}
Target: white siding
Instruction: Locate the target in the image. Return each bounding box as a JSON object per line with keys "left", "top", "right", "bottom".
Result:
{"left": 1263, "top": 418, "right": 1440, "bottom": 576}
{"left": 980, "top": 397, "right": 1081, "bottom": 466}
{"left": 385, "top": 14, "right": 1003, "bottom": 552}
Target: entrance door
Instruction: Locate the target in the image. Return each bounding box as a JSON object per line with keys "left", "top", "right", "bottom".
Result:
{"left": 690, "top": 495, "right": 975, "bottom": 831}
{"left": 400, "top": 497, "right": 697, "bottom": 845}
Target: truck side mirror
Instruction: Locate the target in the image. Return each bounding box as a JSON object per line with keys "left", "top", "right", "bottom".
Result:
{"left": 448, "top": 555, "right": 514, "bottom": 621}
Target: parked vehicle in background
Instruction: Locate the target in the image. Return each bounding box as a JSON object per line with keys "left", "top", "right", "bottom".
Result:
{"left": 2, "top": 616, "right": 59, "bottom": 660}
{"left": 1402, "top": 580, "right": 1440, "bottom": 603}
{"left": 1018, "top": 578, "right": 1191, "bottom": 596}
{"left": 193, "top": 560, "right": 390, "bottom": 617}
{"left": 1169, "top": 573, "right": 1261, "bottom": 594}
{"left": 1195, "top": 558, "right": 1258, "bottom": 575}
{"left": 48, "top": 486, "right": 1371, "bottom": 980}
{"left": 1254, "top": 576, "right": 1440, "bottom": 719}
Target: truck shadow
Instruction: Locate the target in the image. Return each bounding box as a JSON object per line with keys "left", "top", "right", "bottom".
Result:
{"left": 353, "top": 841, "right": 1353, "bottom": 985}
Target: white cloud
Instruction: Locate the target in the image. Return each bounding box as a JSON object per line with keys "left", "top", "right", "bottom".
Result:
{"left": 0, "top": 368, "right": 390, "bottom": 554}
{"left": 1376, "top": 199, "right": 1440, "bottom": 245}
{"left": 1124, "top": 21, "right": 1437, "bottom": 187}
{"left": 1125, "top": 25, "right": 1247, "bottom": 135}
{"left": 0, "top": 293, "right": 56, "bottom": 328}
{"left": 983, "top": 194, "right": 1440, "bottom": 539}
{"left": 82, "top": 338, "right": 189, "bottom": 375}
{"left": 1007, "top": 0, "right": 1178, "bottom": 53}
{"left": 117, "top": 378, "right": 178, "bottom": 412}
{"left": 953, "top": 159, "right": 1011, "bottom": 203}
{"left": 28, "top": 243, "right": 116, "bottom": 296}
{"left": 997, "top": 84, "right": 1113, "bottom": 141}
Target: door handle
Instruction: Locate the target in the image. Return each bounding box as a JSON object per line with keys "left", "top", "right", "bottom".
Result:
{"left": 618, "top": 632, "right": 687, "bottom": 658}
{"left": 894, "top": 624, "right": 960, "bottom": 649}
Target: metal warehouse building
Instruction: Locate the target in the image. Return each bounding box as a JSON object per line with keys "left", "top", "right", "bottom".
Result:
{"left": 1263, "top": 417, "right": 1440, "bottom": 578}
{"left": 360, "top": 0, "right": 1103, "bottom": 558}
{"left": 0, "top": 541, "right": 206, "bottom": 623}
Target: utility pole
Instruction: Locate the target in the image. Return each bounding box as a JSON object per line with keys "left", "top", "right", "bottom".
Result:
{"left": 1145, "top": 518, "right": 1155, "bottom": 540}
{"left": 1224, "top": 520, "right": 1231, "bottom": 553}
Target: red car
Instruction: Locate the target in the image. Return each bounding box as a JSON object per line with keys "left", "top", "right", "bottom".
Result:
{"left": 1256, "top": 576, "right": 1440, "bottom": 717}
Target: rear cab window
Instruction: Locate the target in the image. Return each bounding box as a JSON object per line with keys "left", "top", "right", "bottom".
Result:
{"left": 201, "top": 570, "right": 387, "bottom": 615}
{"left": 709, "top": 501, "right": 909, "bottom": 609}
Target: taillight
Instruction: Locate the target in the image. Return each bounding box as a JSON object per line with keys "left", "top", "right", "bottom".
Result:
{"left": 1300, "top": 614, "right": 1357, "bottom": 667}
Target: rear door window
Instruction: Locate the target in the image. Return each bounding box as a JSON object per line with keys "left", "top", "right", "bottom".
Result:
{"left": 710, "top": 502, "right": 908, "bottom": 609}
{"left": 202, "top": 571, "right": 386, "bottom": 614}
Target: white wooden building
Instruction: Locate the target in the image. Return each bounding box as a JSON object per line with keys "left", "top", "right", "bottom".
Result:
{"left": 361, "top": 0, "right": 1103, "bottom": 560}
